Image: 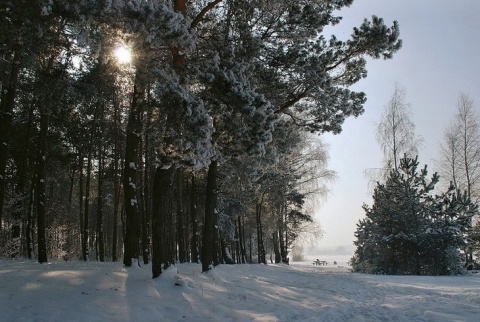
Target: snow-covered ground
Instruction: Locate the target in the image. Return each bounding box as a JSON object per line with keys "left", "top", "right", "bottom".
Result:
{"left": 1, "top": 259, "right": 479, "bottom": 322}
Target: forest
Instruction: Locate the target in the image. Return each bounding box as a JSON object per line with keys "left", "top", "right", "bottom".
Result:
{"left": 0, "top": 0, "right": 404, "bottom": 276}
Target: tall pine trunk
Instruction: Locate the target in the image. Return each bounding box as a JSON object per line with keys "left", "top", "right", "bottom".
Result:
{"left": 82, "top": 147, "right": 92, "bottom": 261}
{"left": 112, "top": 93, "right": 121, "bottom": 262}
{"left": 176, "top": 170, "right": 188, "bottom": 262}
{"left": 123, "top": 63, "right": 146, "bottom": 267}
{"left": 190, "top": 174, "right": 199, "bottom": 263}
{"left": 241, "top": 216, "right": 247, "bottom": 263}
{"left": 0, "top": 45, "right": 21, "bottom": 229}
{"left": 256, "top": 202, "right": 266, "bottom": 264}
{"left": 279, "top": 204, "right": 288, "bottom": 263}
{"left": 237, "top": 216, "right": 247, "bottom": 263}
{"left": 139, "top": 124, "right": 149, "bottom": 265}
{"left": 96, "top": 136, "right": 105, "bottom": 262}
{"left": 152, "top": 166, "right": 176, "bottom": 278}
{"left": 140, "top": 123, "right": 152, "bottom": 265}
{"left": 35, "top": 105, "right": 49, "bottom": 264}
{"left": 112, "top": 180, "right": 119, "bottom": 262}
{"left": 234, "top": 218, "right": 241, "bottom": 263}
{"left": 248, "top": 231, "right": 253, "bottom": 264}
{"left": 26, "top": 177, "right": 35, "bottom": 259}
{"left": 202, "top": 160, "right": 218, "bottom": 272}
{"left": 273, "top": 230, "right": 281, "bottom": 263}
{"left": 82, "top": 104, "right": 100, "bottom": 261}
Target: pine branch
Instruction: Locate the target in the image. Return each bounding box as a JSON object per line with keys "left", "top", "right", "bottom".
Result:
{"left": 190, "top": 0, "right": 224, "bottom": 30}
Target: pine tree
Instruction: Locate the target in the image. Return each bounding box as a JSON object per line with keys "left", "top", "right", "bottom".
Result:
{"left": 190, "top": 0, "right": 401, "bottom": 271}
{"left": 352, "top": 156, "right": 476, "bottom": 275}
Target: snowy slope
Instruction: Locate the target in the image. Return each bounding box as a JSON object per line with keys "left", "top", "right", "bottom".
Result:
{"left": 0, "top": 260, "right": 479, "bottom": 321}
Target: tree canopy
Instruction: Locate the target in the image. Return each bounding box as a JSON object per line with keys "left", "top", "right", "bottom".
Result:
{"left": 1, "top": 1, "right": 401, "bottom": 272}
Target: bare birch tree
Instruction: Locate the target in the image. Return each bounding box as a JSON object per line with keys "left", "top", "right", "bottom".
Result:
{"left": 437, "top": 93, "right": 480, "bottom": 264}
{"left": 376, "top": 83, "right": 422, "bottom": 171}
{"left": 437, "top": 93, "right": 480, "bottom": 203}
{"left": 456, "top": 94, "right": 480, "bottom": 202}
{"left": 437, "top": 123, "right": 462, "bottom": 190}
{"left": 365, "top": 83, "right": 422, "bottom": 188}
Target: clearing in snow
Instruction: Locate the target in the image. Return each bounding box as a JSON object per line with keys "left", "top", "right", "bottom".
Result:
{"left": 0, "top": 260, "right": 479, "bottom": 321}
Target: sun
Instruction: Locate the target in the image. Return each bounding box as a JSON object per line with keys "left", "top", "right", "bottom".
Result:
{"left": 114, "top": 45, "right": 132, "bottom": 64}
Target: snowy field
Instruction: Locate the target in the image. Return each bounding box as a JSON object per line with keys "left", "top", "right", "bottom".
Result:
{"left": 1, "top": 259, "right": 479, "bottom": 322}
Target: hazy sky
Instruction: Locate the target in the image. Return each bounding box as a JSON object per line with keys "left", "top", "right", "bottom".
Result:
{"left": 314, "top": 0, "right": 480, "bottom": 253}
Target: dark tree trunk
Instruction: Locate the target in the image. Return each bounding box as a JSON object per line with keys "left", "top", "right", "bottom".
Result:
{"left": 256, "top": 203, "right": 261, "bottom": 264}
{"left": 152, "top": 166, "right": 176, "bottom": 278}
{"left": 112, "top": 94, "right": 121, "bottom": 262}
{"left": 172, "top": 0, "right": 187, "bottom": 76}
{"left": 66, "top": 162, "right": 76, "bottom": 258}
{"left": 190, "top": 174, "right": 199, "bottom": 263}
{"left": 123, "top": 64, "right": 146, "bottom": 267}
{"left": 221, "top": 239, "right": 234, "bottom": 264}
{"left": 112, "top": 188, "right": 119, "bottom": 262}
{"left": 35, "top": 106, "right": 49, "bottom": 264}
{"left": 230, "top": 239, "right": 236, "bottom": 264}
{"left": 123, "top": 129, "right": 140, "bottom": 266}
{"left": 279, "top": 205, "right": 288, "bottom": 263}
{"left": 139, "top": 126, "right": 149, "bottom": 265}
{"left": 202, "top": 160, "right": 219, "bottom": 272}
{"left": 140, "top": 183, "right": 149, "bottom": 264}
{"left": 26, "top": 170, "right": 36, "bottom": 259}
{"left": 96, "top": 138, "right": 105, "bottom": 262}
{"left": 78, "top": 153, "right": 84, "bottom": 260}
{"left": 0, "top": 45, "right": 21, "bottom": 230}
{"left": 176, "top": 169, "right": 188, "bottom": 262}
{"left": 67, "top": 162, "right": 75, "bottom": 216}
{"left": 83, "top": 148, "right": 92, "bottom": 261}
{"left": 234, "top": 218, "right": 241, "bottom": 264}
{"left": 240, "top": 216, "right": 247, "bottom": 263}
{"left": 273, "top": 231, "right": 281, "bottom": 263}
{"left": 83, "top": 105, "right": 100, "bottom": 261}
{"left": 248, "top": 231, "right": 253, "bottom": 264}
{"left": 141, "top": 113, "right": 153, "bottom": 265}
{"left": 256, "top": 202, "right": 266, "bottom": 264}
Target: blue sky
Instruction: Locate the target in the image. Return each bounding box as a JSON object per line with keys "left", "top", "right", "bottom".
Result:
{"left": 314, "top": 0, "right": 480, "bottom": 252}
